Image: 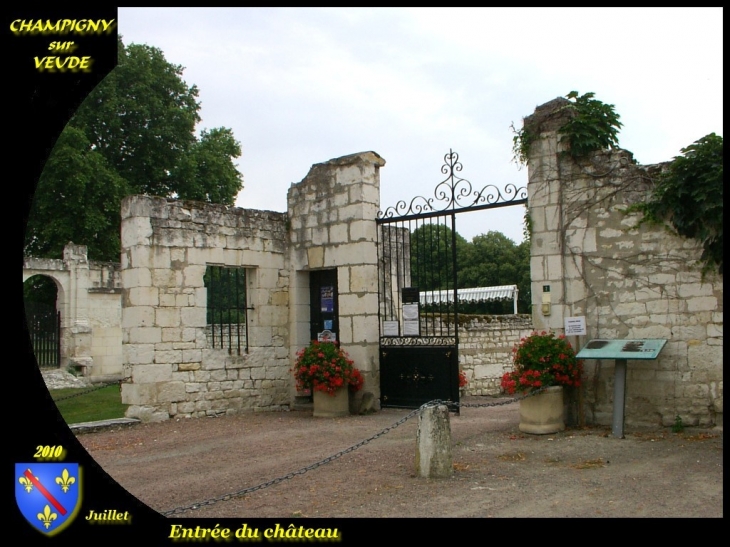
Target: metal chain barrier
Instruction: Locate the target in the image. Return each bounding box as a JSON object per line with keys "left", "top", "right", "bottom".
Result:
{"left": 161, "top": 390, "right": 542, "bottom": 517}
{"left": 51, "top": 377, "right": 131, "bottom": 402}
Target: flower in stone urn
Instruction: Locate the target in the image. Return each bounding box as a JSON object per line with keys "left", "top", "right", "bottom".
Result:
{"left": 500, "top": 331, "right": 583, "bottom": 395}
{"left": 292, "top": 341, "right": 364, "bottom": 396}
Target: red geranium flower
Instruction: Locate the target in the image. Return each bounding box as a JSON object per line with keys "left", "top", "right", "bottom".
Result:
{"left": 291, "top": 341, "right": 365, "bottom": 396}
{"left": 500, "top": 331, "right": 583, "bottom": 395}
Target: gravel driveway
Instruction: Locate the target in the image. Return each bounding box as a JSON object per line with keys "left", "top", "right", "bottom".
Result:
{"left": 75, "top": 396, "right": 723, "bottom": 519}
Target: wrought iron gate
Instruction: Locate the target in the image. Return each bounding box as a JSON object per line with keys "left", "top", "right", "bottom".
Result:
{"left": 376, "top": 150, "right": 527, "bottom": 409}
{"left": 25, "top": 302, "right": 61, "bottom": 368}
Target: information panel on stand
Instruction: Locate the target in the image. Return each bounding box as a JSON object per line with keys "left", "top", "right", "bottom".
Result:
{"left": 576, "top": 339, "right": 667, "bottom": 361}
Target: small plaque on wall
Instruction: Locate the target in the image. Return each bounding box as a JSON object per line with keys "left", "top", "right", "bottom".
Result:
{"left": 564, "top": 316, "right": 586, "bottom": 336}
{"left": 317, "top": 330, "right": 336, "bottom": 342}
{"left": 383, "top": 321, "right": 399, "bottom": 336}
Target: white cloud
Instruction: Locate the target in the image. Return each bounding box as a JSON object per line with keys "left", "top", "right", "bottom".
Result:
{"left": 117, "top": 7, "right": 723, "bottom": 243}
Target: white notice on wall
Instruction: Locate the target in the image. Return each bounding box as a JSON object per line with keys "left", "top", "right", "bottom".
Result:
{"left": 564, "top": 316, "right": 586, "bottom": 336}
{"left": 383, "top": 321, "right": 399, "bottom": 336}
{"left": 403, "top": 321, "right": 419, "bottom": 336}
{"left": 402, "top": 303, "right": 420, "bottom": 336}
{"left": 317, "top": 330, "right": 336, "bottom": 342}
{"left": 402, "top": 304, "right": 419, "bottom": 320}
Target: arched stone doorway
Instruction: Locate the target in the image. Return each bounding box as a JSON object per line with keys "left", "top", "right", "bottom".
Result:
{"left": 23, "top": 243, "right": 124, "bottom": 379}
{"left": 23, "top": 274, "right": 62, "bottom": 368}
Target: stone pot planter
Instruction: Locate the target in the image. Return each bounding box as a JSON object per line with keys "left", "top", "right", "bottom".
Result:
{"left": 313, "top": 388, "right": 350, "bottom": 418}
{"left": 519, "top": 385, "right": 565, "bottom": 434}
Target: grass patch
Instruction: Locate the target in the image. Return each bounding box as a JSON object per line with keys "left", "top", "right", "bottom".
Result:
{"left": 50, "top": 385, "right": 128, "bottom": 424}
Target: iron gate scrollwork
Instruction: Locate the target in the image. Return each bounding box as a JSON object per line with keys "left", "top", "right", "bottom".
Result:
{"left": 376, "top": 150, "right": 527, "bottom": 409}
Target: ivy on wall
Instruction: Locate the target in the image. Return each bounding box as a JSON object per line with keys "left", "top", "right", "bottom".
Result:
{"left": 633, "top": 133, "right": 723, "bottom": 274}
{"left": 512, "top": 90, "right": 622, "bottom": 166}
{"left": 513, "top": 91, "right": 622, "bottom": 240}
{"left": 558, "top": 91, "right": 622, "bottom": 159}
{"left": 513, "top": 91, "right": 723, "bottom": 275}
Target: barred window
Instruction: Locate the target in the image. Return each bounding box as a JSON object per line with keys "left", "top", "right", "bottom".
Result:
{"left": 204, "top": 266, "right": 248, "bottom": 355}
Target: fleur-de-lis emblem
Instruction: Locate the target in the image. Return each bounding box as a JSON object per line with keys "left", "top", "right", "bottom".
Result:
{"left": 19, "top": 475, "right": 34, "bottom": 493}
{"left": 37, "top": 505, "right": 58, "bottom": 529}
{"left": 55, "top": 469, "right": 76, "bottom": 493}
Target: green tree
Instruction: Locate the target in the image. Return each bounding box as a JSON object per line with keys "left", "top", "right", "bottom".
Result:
{"left": 409, "top": 223, "right": 469, "bottom": 291}
{"left": 459, "top": 231, "right": 531, "bottom": 313}
{"left": 25, "top": 126, "right": 129, "bottom": 260}
{"left": 408, "top": 225, "right": 531, "bottom": 314}
{"left": 175, "top": 128, "right": 243, "bottom": 205}
{"left": 26, "top": 36, "right": 243, "bottom": 261}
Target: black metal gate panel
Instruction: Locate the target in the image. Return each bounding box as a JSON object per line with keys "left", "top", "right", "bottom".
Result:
{"left": 376, "top": 150, "right": 527, "bottom": 409}
{"left": 25, "top": 302, "right": 61, "bottom": 368}
{"left": 380, "top": 345, "right": 458, "bottom": 408}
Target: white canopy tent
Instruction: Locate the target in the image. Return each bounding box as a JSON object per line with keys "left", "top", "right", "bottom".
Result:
{"left": 419, "top": 285, "right": 519, "bottom": 314}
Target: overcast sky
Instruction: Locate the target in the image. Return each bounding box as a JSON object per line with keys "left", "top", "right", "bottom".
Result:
{"left": 116, "top": 7, "right": 723, "bottom": 244}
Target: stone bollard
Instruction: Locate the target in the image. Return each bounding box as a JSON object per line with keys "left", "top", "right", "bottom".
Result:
{"left": 415, "top": 404, "right": 453, "bottom": 478}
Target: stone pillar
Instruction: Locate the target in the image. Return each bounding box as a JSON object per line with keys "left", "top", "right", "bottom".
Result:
{"left": 415, "top": 404, "right": 453, "bottom": 478}
{"left": 62, "top": 243, "right": 93, "bottom": 372}
{"left": 522, "top": 98, "right": 574, "bottom": 333}
{"left": 287, "top": 151, "right": 385, "bottom": 406}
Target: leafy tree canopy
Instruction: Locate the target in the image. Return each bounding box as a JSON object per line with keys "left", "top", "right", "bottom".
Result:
{"left": 26, "top": 36, "right": 244, "bottom": 261}
{"left": 459, "top": 231, "right": 531, "bottom": 314}
{"left": 410, "top": 225, "right": 531, "bottom": 314}
{"left": 409, "top": 223, "right": 469, "bottom": 292}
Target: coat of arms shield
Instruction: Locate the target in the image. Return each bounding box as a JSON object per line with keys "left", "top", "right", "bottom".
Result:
{"left": 15, "top": 463, "right": 82, "bottom": 536}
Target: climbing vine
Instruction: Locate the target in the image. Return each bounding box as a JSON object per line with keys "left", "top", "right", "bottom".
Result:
{"left": 511, "top": 122, "right": 536, "bottom": 168}
{"left": 558, "top": 91, "right": 622, "bottom": 159}
{"left": 512, "top": 91, "right": 622, "bottom": 166}
{"left": 633, "top": 133, "right": 723, "bottom": 274}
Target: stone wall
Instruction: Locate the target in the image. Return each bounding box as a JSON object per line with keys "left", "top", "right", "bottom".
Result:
{"left": 458, "top": 314, "right": 534, "bottom": 395}
{"left": 120, "top": 151, "right": 385, "bottom": 421}
{"left": 120, "top": 196, "right": 290, "bottom": 421}
{"left": 23, "top": 243, "right": 123, "bottom": 379}
{"left": 524, "top": 98, "right": 723, "bottom": 427}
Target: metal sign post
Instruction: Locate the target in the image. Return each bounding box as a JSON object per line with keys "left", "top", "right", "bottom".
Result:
{"left": 577, "top": 339, "right": 667, "bottom": 438}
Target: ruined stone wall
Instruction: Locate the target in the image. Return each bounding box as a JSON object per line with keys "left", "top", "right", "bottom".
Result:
{"left": 120, "top": 196, "right": 289, "bottom": 421}
{"left": 23, "top": 243, "right": 123, "bottom": 379}
{"left": 524, "top": 98, "right": 723, "bottom": 427}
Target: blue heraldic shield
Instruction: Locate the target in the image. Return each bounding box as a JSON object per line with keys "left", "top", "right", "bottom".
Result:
{"left": 15, "top": 463, "right": 82, "bottom": 535}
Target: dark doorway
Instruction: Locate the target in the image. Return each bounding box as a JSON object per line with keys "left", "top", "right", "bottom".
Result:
{"left": 309, "top": 269, "right": 339, "bottom": 343}
{"left": 23, "top": 275, "right": 61, "bottom": 368}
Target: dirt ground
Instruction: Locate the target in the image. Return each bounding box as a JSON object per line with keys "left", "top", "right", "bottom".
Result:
{"left": 75, "top": 397, "right": 723, "bottom": 519}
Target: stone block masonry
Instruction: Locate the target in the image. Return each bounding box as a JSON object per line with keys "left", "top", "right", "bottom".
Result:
{"left": 523, "top": 97, "right": 723, "bottom": 428}
{"left": 120, "top": 196, "right": 290, "bottom": 420}
{"left": 120, "top": 151, "right": 386, "bottom": 420}
{"left": 287, "top": 152, "right": 385, "bottom": 407}
{"left": 23, "top": 243, "right": 123, "bottom": 380}
{"left": 456, "top": 314, "right": 534, "bottom": 395}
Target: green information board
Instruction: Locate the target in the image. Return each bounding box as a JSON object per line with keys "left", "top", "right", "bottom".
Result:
{"left": 576, "top": 339, "right": 667, "bottom": 361}
{"left": 576, "top": 338, "right": 667, "bottom": 439}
